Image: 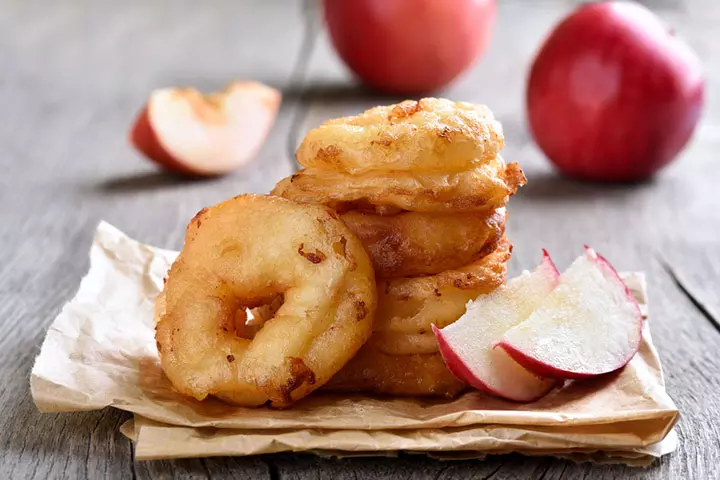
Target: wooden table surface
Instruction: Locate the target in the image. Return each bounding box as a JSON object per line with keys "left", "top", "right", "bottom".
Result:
{"left": 2, "top": 0, "right": 719, "bottom": 478}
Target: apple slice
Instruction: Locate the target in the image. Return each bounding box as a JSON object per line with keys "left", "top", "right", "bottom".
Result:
{"left": 130, "top": 81, "right": 281, "bottom": 176}
{"left": 498, "top": 247, "right": 643, "bottom": 379}
{"left": 433, "top": 251, "right": 560, "bottom": 402}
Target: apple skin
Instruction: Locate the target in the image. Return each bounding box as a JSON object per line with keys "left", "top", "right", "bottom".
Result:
{"left": 497, "top": 340, "right": 635, "bottom": 380}
{"left": 496, "top": 343, "right": 592, "bottom": 380}
{"left": 433, "top": 324, "right": 558, "bottom": 402}
{"left": 432, "top": 251, "right": 560, "bottom": 402}
{"left": 497, "top": 247, "right": 643, "bottom": 379}
{"left": 130, "top": 82, "right": 281, "bottom": 177}
{"left": 527, "top": 2, "right": 704, "bottom": 182}
{"left": 130, "top": 106, "right": 195, "bottom": 176}
{"left": 587, "top": 246, "right": 643, "bottom": 322}
{"left": 323, "top": 0, "right": 495, "bottom": 94}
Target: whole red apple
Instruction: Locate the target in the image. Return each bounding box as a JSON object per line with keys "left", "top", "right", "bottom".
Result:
{"left": 527, "top": 2, "right": 704, "bottom": 182}
{"left": 323, "top": 0, "right": 495, "bottom": 94}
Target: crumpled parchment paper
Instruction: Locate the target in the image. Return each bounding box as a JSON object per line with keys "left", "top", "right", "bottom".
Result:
{"left": 31, "top": 222, "right": 679, "bottom": 464}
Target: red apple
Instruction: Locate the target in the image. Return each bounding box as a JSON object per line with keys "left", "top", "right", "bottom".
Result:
{"left": 527, "top": 2, "right": 704, "bottom": 181}
{"left": 130, "top": 82, "right": 281, "bottom": 176}
{"left": 433, "top": 251, "right": 560, "bottom": 402}
{"left": 323, "top": 0, "right": 495, "bottom": 94}
{"left": 498, "top": 247, "right": 643, "bottom": 379}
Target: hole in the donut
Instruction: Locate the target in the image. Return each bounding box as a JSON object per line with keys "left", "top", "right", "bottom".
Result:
{"left": 233, "top": 294, "right": 284, "bottom": 340}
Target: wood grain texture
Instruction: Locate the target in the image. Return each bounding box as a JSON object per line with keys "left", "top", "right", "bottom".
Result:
{"left": 0, "top": 0, "right": 305, "bottom": 478}
{"left": 1, "top": 0, "right": 719, "bottom": 478}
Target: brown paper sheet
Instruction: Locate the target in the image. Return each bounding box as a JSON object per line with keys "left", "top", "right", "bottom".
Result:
{"left": 116, "top": 415, "right": 677, "bottom": 465}
{"left": 119, "top": 415, "right": 677, "bottom": 465}
{"left": 30, "top": 222, "right": 679, "bottom": 463}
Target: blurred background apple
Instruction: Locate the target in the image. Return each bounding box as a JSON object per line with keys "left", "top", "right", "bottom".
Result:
{"left": 526, "top": 2, "right": 704, "bottom": 182}
{"left": 130, "top": 82, "right": 280, "bottom": 177}
{"left": 322, "top": 0, "right": 495, "bottom": 94}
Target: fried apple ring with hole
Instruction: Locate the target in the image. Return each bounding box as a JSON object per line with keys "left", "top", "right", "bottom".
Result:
{"left": 324, "top": 348, "right": 466, "bottom": 398}
{"left": 155, "top": 194, "right": 377, "bottom": 407}
{"left": 297, "top": 98, "right": 504, "bottom": 174}
{"left": 272, "top": 158, "right": 525, "bottom": 214}
{"left": 340, "top": 208, "right": 506, "bottom": 278}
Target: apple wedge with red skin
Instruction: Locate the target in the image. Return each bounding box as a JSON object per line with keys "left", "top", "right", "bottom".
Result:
{"left": 130, "top": 82, "right": 281, "bottom": 177}
{"left": 433, "top": 251, "right": 560, "bottom": 402}
{"left": 497, "top": 247, "right": 643, "bottom": 379}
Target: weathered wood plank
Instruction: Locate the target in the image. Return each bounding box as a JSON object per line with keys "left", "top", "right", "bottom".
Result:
{"left": 0, "top": 0, "right": 310, "bottom": 478}
{"left": 2, "top": 0, "right": 720, "bottom": 478}
{"left": 271, "top": 453, "right": 536, "bottom": 480}
{"left": 661, "top": 243, "right": 720, "bottom": 335}
{"left": 134, "top": 456, "right": 271, "bottom": 480}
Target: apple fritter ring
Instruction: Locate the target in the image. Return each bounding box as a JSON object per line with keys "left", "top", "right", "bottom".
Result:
{"left": 271, "top": 159, "right": 526, "bottom": 214}
{"left": 155, "top": 194, "right": 377, "bottom": 407}
{"left": 324, "top": 347, "right": 466, "bottom": 398}
{"left": 374, "top": 238, "right": 511, "bottom": 338}
{"left": 297, "top": 98, "right": 504, "bottom": 174}
{"left": 340, "top": 208, "right": 506, "bottom": 278}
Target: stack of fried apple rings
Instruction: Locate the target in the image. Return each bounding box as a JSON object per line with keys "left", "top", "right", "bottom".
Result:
{"left": 273, "top": 98, "right": 526, "bottom": 397}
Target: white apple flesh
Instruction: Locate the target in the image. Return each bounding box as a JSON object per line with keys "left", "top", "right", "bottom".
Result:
{"left": 130, "top": 82, "right": 281, "bottom": 176}
{"left": 498, "top": 248, "right": 643, "bottom": 379}
{"left": 433, "top": 252, "right": 560, "bottom": 402}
